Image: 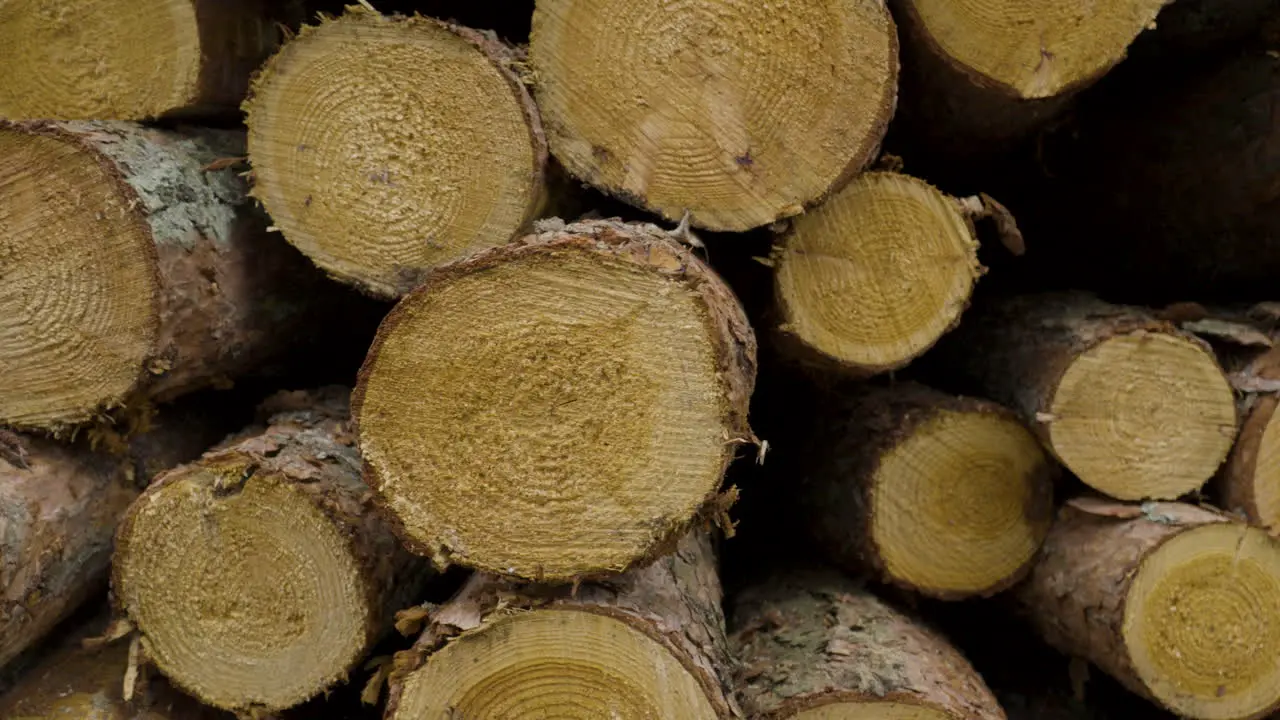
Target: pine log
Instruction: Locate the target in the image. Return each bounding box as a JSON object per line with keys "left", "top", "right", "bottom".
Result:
{"left": 244, "top": 8, "right": 549, "bottom": 299}
{"left": 772, "top": 172, "right": 989, "bottom": 377}
{"left": 1017, "top": 499, "right": 1280, "bottom": 720}
{"left": 111, "top": 387, "right": 433, "bottom": 714}
{"left": 0, "top": 120, "right": 331, "bottom": 432}
{"left": 730, "top": 567, "right": 1005, "bottom": 719}
{"left": 795, "top": 382, "right": 1054, "bottom": 599}
{"left": 0, "top": 406, "right": 233, "bottom": 671}
{"left": 353, "top": 218, "right": 756, "bottom": 582}
{"left": 387, "top": 530, "right": 739, "bottom": 719}
{"left": 529, "top": 0, "right": 898, "bottom": 232}
{"left": 935, "top": 292, "right": 1237, "bottom": 501}
{"left": 0, "top": 0, "right": 300, "bottom": 121}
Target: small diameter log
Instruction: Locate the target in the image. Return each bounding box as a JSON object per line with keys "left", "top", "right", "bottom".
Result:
{"left": 0, "top": 0, "right": 299, "bottom": 120}
{"left": 0, "top": 612, "right": 228, "bottom": 720}
{"left": 529, "top": 0, "right": 898, "bottom": 232}
{"left": 1018, "top": 499, "right": 1280, "bottom": 720}
{"left": 353, "top": 219, "right": 756, "bottom": 582}
{"left": 387, "top": 531, "right": 738, "bottom": 719}
{"left": 796, "top": 383, "right": 1054, "bottom": 599}
{"left": 245, "top": 7, "right": 548, "bottom": 299}
{"left": 730, "top": 568, "right": 1005, "bottom": 719}
{"left": 112, "top": 388, "right": 433, "bottom": 714}
{"left": 938, "top": 292, "right": 1237, "bottom": 501}
{"left": 772, "top": 172, "right": 987, "bottom": 377}
{"left": 0, "top": 410, "right": 232, "bottom": 670}
{"left": 0, "top": 120, "right": 329, "bottom": 432}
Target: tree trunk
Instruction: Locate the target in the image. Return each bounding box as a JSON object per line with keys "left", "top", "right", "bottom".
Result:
{"left": 729, "top": 567, "right": 1006, "bottom": 719}
{"left": 771, "top": 171, "right": 992, "bottom": 377}
{"left": 793, "top": 382, "right": 1055, "bottom": 599}
{"left": 244, "top": 7, "right": 550, "bottom": 299}
{"left": 352, "top": 218, "right": 757, "bottom": 582}
{"left": 528, "top": 0, "right": 898, "bottom": 232}
{"left": 111, "top": 387, "right": 433, "bottom": 715}
{"left": 386, "top": 530, "right": 740, "bottom": 719}
{"left": 933, "top": 291, "right": 1237, "bottom": 501}
{"left": 0, "top": 120, "right": 334, "bottom": 432}
{"left": 0, "top": 0, "right": 302, "bottom": 120}
{"left": 1017, "top": 498, "right": 1280, "bottom": 720}
{"left": 0, "top": 404, "right": 235, "bottom": 671}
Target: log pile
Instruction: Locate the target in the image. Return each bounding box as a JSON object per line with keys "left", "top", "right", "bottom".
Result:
{"left": 2, "top": 2, "right": 1280, "bottom": 720}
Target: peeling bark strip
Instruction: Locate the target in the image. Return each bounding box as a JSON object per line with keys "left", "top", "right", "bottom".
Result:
{"left": 0, "top": 120, "right": 332, "bottom": 432}
{"left": 353, "top": 219, "right": 756, "bottom": 582}
{"left": 387, "top": 531, "right": 740, "bottom": 719}
{"left": 111, "top": 387, "right": 432, "bottom": 714}
{"left": 730, "top": 568, "right": 1005, "bottom": 719}
{"left": 1018, "top": 500, "right": 1280, "bottom": 719}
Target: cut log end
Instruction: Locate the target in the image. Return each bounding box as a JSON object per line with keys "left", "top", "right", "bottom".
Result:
{"left": 529, "top": 0, "right": 898, "bottom": 232}
{"left": 1123, "top": 522, "right": 1280, "bottom": 719}
{"left": 903, "top": 0, "right": 1169, "bottom": 98}
{"left": 0, "top": 124, "right": 158, "bottom": 429}
{"left": 113, "top": 468, "right": 374, "bottom": 711}
{"left": 774, "top": 172, "right": 981, "bottom": 375}
{"left": 391, "top": 610, "right": 720, "bottom": 719}
{"left": 1048, "top": 332, "right": 1236, "bottom": 500}
{"left": 355, "top": 221, "right": 755, "bottom": 581}
{"left": 1223, "top": 395, "right": 1280, "bottom": 530}
{"left": 245, "top": 9, "right": 546, "bottom": 298}
{"left": 871, "top": 407, "right": 1052, "bottom": 596}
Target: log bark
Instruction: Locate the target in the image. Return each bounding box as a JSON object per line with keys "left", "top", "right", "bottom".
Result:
{"left": 0, "top": 0, "right": 302, "bottom": 120}
{"left": 933, "top": 291, "right": 1237, "bottom": 501}
{"left": 0, "top": 120, "right": 334, "bottom": 432}
{"left": 793, "top": 382, "right": 1055, "bottom": 599}
{"left": 386, "top": 530, "right": 740, "bottom": 719}
{"left": 529, "top": 0, "right": 898, "bottom": 232}
{"left": 111, "top": 387, "right": 433, "bottom": 714}
{"left": 352, "top": 218, "right": 756, "bottom": 582}
{"left": 729, "top": 567, "right": 1005, "bottom": 719}
{"left": 244, "top": 8, "right": 550, "bottom": 299}
{"left": 0, "top": 405, "right": 234, "bottom": 671}
{"left": 1017, "top": 498, "right": 1280, "bottom": 720}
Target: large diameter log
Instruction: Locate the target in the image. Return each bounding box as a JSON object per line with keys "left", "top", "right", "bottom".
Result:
{"left": 112, "top": 388, "right": 433, "bottom": 714}
{"left": 353, "top": 219, "right": 756, "bottom": 582}
{"left": 936, "top": 292, "right": 1237, "bottom": 501}
{"left": 387, "top": 531, "right": 738, "bottom": 719}
{"left": 1018, "top": 499, "right": 1280, "bottom": 720}
{"left": 0, "top": 408, "right": 233, "bottom": 670}
{"left": 0, "top": 0, "right": 299, "bottom": 120}
{"left": 0, "top": 120, "right": 329, "bottom": 432}
{"left": 529, "top": 0, "right": 898, "bottom": 232}
{"left": 245, "top": 8, "right": 548, "bottom": 299}
{"left": 772, "top": 172, "right": 985, "bottom": 376}
{"left": 796, "top": 383, "right": 1054, "bottom": 599}
{"left": 730, "top": 568, "right": 1005, "bottom": 719}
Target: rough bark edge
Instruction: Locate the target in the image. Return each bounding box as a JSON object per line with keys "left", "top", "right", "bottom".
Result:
{"left": 0, "top": 120, "right": 163, "bottom": 433}
{"left": 350, "top": 218, "right": 758, "bottom": 581}
{"left": 529, "top": 0, "right": 900, "bottom": 232}
{"left": 768, "top": 173, "right": 987, "bottom": 378}
{"left": 109, "top": 387, "right": 430, "bottom": 714}
{"left": 242, "top": 5, "right": 551, "bottom": 299}
{"left": 800, "top": 382, "right": 1055, "bottom": 599}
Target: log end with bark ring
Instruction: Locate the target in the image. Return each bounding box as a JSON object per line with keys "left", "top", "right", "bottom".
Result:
{"left": 245, "top": 8, "right": 547, "bottom": 299}
{"left": 1047, "top": 331, "right": 1236, "bottom": 500}
{"left": 353, "top": 219, "right": 756, "bottom": 582}
{"left": 0, "top": 123, "right": 160, "bottom": 429}
{"left": 1123, "top": 522, "right": 1280, "bottom": 719}
{"left": 113, "top": 469, "right": 384, "bottom": 712}
{"left": 774, "top": 172, "right": 982, "bottom": 376}
{"left": 389, "top": 610, "right": 722, "bottom": 719}
{"left": 529, "top": 0, "right": 898, "bottom": 232}
{"left": 899, "top": 0, "right": 1171, "bottom": 99}
{"left": 1222, "top": 395, "right": 1280, "bottom": 531}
